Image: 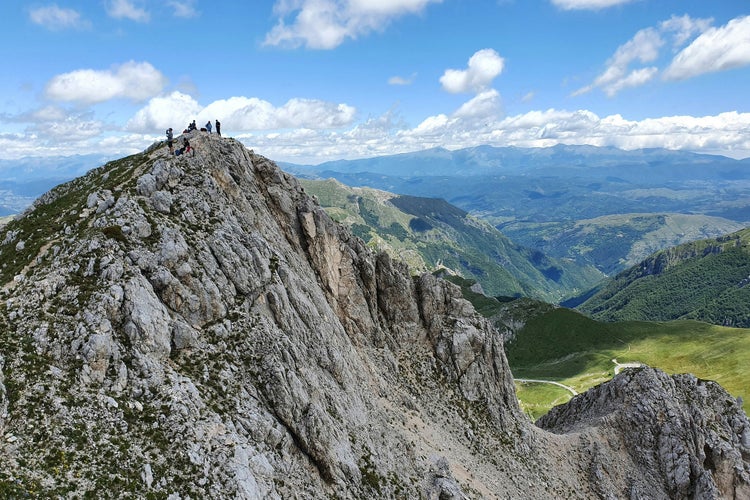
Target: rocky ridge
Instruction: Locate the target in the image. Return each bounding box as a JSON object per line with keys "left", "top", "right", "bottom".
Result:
{"left": 0, "top": 132, "right": 747, "bottom": 498}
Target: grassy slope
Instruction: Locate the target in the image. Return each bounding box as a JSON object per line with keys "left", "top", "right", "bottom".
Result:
{"left": 505, "top": 308, "right": 750, "bottom": 418}
{"left": 446, "top": 277, "right": 749, "bottom": 419}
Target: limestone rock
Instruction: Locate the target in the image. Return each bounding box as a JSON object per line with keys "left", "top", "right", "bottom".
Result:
{"left": 0, "top": 133, "right": 746, "bottom": 498}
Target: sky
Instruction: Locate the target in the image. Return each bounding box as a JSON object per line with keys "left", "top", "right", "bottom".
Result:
{"left": 1, "top": 0, "right": 749, "bottom": 164}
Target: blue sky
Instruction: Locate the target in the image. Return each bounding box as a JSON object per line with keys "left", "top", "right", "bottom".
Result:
{"left": 1, "top": 0, "right": 749, "bottom": 163}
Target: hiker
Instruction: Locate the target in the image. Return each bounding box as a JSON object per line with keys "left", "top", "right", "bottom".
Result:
{"left": 187, "top": 120, "right": 197, "bottom": 132}
{"left": 183, "top": 137, "right": 193, "bottom": 156}
{"left": 206, "top": 121, "right": 212, "bottom": 134}
{"left": 166, "top": 128, "right": 174, "bottom": 154}
{"left": 215, "top": 120, "right": 221, "bottom": 136}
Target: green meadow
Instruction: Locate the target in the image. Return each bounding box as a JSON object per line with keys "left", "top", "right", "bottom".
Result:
{"left": 505, "top": 308, "right": 750, "bottom": 420}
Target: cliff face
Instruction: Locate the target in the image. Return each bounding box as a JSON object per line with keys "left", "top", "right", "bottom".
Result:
{"left": 0, "top": 133, "right": 748, "bottom": 498}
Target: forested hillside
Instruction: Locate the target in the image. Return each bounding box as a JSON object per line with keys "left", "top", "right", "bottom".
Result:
{"left": 575, "top": 228, "right": 750, "bottom": 326}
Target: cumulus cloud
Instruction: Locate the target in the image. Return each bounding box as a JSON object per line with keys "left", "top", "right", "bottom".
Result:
{"left": 440, "top": 49, "right": 505, "bottom": 94}
{"left": 126, "top": 93, "right": 357, "bottom": 133}
{"left": 264, "top": 0, "right": 442, "bottom": 49}
{"left": 29, "top": 5, "right": 90, "bottom": 30}
{"left": 551, "top": 0, "right": 636, "bottom": 10}
{"left": 126, "top": 91, "right": 203, "bottom": 132}
{"left": 29, "top": 116, "right": 103, "bottom": 141}
{"left": 574, "top": 14, "right": 717, "bottom": 97}
{"left": 453, "top": 90, "right": 502, "bottom": 121}
{"left": 105, "top": 0, "right": 150, "bottom": 23}
{"left": 664, "top": 15, "right": 750, "bottom": 80}
{"left": 0, "top": 105, "right": 107, "bottom": 158}
{"left": 239, "top": 96, "right": 750, "bottom": 165}
{"left": 45, "top": 61, "right": 167, "bottom": 104}
{"left": 5, "top": 95, "right": 750, "bottom": 163}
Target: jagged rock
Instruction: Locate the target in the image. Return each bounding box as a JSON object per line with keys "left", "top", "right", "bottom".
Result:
{"left": 0, "top": 133, "right": 746, "bottom": 498}
{"left": 538, "top": 367, "right": 750, "bottom": 499}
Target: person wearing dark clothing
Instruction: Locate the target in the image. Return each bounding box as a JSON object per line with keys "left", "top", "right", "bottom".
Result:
{"left": 166, "top": 128, "right": 174, "bottom": 154}
{"left": 215, "top": 120, "right": 221, "bottom": 136}
{"left": 183, "top": 137, "right": 193, "bottom": 156}
{"left": 206, "top": 121, "right": 212, "bottom": 134}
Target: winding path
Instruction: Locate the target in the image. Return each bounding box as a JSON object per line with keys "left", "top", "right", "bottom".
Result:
{"left": 514, "top": 359, "right": 647, "bottom": 398}
{"left": 514, "top": 378, "right": 578, "bottom": 396}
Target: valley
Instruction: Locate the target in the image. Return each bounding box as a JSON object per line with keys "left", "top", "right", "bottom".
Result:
{"left": 285, "top": 148, "right": 750, "bottom": 422}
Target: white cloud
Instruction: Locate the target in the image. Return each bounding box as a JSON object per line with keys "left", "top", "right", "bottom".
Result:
{"left": 126, "top": 93, "right": 357, "bottom": 133}
{"left": 30, "top": 117, "right": 103, "bottom": 141}
{"left": 664, "top": 16, "right": 750, "bottom": 80}
{"left": 574, "top": 27, "right": 662, "bottom": 97}
{"left": 264, "top": 0, "right": 442, "bottom": 49}
{"left": 453, "top": 89, "right": 502, "bottom": 121}
{"left": 551, "top": 0, "right": 636, "bottom": 10}
{"left": 660, "top": 14, "right": 713, "bottom": 49}
{"left": 5, "top": 99, "right": 750, "bottom": 163}
{"left": 388, "top": 74, "right": 417, "bottom": 85}
{"left": 29, "top": 5, "right": 90, "bottom": 30}
{"left": 126, "top": 91, "right": 203, "bottom": 132}
{"left": 573, "top": 14, "right": 737, "bottom": 97}
{"left": 45, "top": 61, "right": 167, "bottom": 104}
{"left": 167, "top": 0, "right": 199, "bottom": 18}
{"left": 106, "top": 0, "right": 150, "bottom": 23}
{"left": 440, "top": 49, "right": 505, "bottom": 94}
{"left": 239, "top": 100, "right": 750, "bottom": 165}
{"left": 0, "top": 105, "right": 110, "bottom": 159}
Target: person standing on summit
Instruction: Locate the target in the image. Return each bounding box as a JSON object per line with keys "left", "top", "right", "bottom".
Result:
{"left": 166, "top": 128, "right": 174, "bottom": 154}
{"left": 205, "top": 120, "right": 212, "bottom": 134}
{"left": 215, "top": 120, "right": 221, "bottom": 136}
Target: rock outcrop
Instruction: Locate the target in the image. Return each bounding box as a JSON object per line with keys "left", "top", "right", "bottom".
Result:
{"left": 0, "top": 132, "right": 747, "bottom": 498}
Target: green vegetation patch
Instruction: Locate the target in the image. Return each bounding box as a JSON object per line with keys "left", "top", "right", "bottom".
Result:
{"left": 506, "top": 308, "right": 750, "bottom": 415}
{"left": 514, "top": 381, "right": 573, "bottom": 421}
{"left": 579, "top": 228, "right": 750, "bottom": 327}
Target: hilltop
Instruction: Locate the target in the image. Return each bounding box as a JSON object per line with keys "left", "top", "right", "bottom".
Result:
{"left": 0, "top": 133, "right": 747, "bottom": 498}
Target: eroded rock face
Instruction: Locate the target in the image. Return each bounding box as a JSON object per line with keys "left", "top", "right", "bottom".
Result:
{"left": 538, "top": 367, "right": 750, "bottom": 499}
{"left": 0, "top": 133, "right": 747, "bottom": 498}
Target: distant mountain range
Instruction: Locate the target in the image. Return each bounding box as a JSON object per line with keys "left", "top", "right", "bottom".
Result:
{"left": 0, "top": 154, "right": 111, "bottom": 215}
{"left": 285, "top": 144, "right": 750, "bottom": 275}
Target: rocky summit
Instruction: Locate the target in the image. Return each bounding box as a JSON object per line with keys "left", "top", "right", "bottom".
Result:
{"left": 0, "top": 132, "right": 748, "bottom": 498}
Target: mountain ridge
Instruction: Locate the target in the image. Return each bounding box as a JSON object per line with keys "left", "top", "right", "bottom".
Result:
{"left": 0, "top": 134, "right": 748, "bottom": 497}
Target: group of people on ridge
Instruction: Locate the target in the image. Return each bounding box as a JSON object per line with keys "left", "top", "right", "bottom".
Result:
{"left": 165, "top": 119, "right": 221, "bottom": 157}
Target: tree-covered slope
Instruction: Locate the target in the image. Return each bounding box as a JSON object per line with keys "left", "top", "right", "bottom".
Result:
{"left": 301, "top": 178, "right": 603, "bottom": 302}
{"left": 576, "top": 227, "right": 750, "bottom": 326}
